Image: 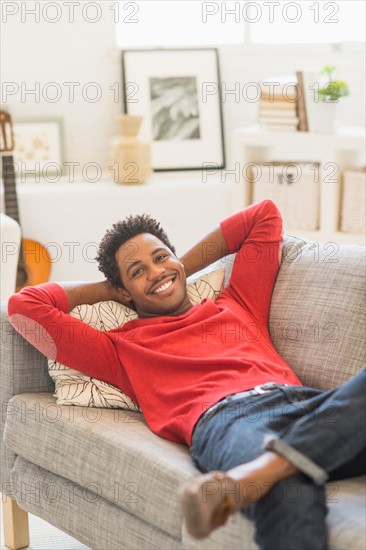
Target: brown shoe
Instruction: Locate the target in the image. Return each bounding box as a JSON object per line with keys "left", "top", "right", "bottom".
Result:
{"left": 180, "top": 471, "right": 239, "bottom": 539}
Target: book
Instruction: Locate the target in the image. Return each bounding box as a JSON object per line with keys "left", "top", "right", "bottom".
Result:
{"left": 260, "top": 93, "right": 297, "bottom": 103}
{"left": 260, "top": 75, "right": 298, "bottom": 101}
{"left": 259, "top": 109, "right": 299, "bottom": 119}
{"left": 259, "top": 100, "right": 297, "bottom": 110}
{"left": 295, "top": 71, "right": 308, "bottom": 131}
{"left": 258, "top": 116, "right": 299, "bottom": 125}
{"left": 300, "top": 70, "right": 322, "bottom": 132}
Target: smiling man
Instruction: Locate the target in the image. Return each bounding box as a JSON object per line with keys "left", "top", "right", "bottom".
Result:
{"left": 8, "top": 200, "right": 366, "bottom": 550}
{"left": 114, "top": 232, "right": 193, "bottom": 317}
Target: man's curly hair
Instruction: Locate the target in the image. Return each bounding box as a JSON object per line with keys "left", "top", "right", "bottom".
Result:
{"left": 96, "top": 214, "right": 176, "bottom": 288}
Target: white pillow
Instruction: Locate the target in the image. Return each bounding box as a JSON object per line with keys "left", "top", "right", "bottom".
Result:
{"left": 48, "top": 268, "right": 225, "bottom": 410}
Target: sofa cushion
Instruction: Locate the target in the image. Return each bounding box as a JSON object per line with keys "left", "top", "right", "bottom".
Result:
{"left": 269, "top": 236, "right": 365, "bottom": 389}
{"left": 4, "top": 392, "right": 197, "bottom": 539}
{"left": 220, "top": 237, "right": 366, "bottom": 391}
{"left": 5, "top": 393, "right": 366, "bottom": 549}
{"left": 48, "top": 267, "right": 225, "bottom": 410}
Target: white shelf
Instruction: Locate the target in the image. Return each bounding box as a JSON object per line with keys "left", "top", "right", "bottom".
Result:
{"left": 1, "top": 172, "right": 233, "bottom": 282}
{"left": 232, "top": 126, "right": 365, "bottom": 246}
{"left": 235, "top": 125, "right": 365, "bottom": 149}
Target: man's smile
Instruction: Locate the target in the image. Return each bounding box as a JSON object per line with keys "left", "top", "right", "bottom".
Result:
{"left": 150, "top": 275, "right": 177, "bottom": 295}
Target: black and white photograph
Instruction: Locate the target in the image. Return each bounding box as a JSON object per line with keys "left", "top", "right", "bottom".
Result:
{"left": 122, "top": 48, "right": 225, "bottom": 170}
{"left": 150, "top": 76, "right": 201, "bottom": 141}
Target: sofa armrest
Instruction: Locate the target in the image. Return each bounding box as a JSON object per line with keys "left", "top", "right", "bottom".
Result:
{"left": 0, "top": 302, "right": 54, "bottom": 492}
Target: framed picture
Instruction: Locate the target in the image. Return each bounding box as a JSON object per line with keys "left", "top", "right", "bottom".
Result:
{"left": 12, "top": 118, "right": 65, "bottom": 176}
{"left": 122, "top": 48, "right": 225, "bottom": 171}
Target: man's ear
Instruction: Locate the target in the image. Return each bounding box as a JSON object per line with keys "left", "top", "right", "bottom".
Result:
{"left": 113, "top": 286, "right": 134, "bottom": 307}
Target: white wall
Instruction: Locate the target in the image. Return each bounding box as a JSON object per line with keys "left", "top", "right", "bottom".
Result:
{"left": 1, "top": 1, "right": 365, "bottom": 175}
{"left": 1, "top": 2, "right": 121, "bottom": 173}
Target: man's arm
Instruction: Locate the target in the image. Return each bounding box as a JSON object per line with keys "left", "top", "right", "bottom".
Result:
{"left": 216, "top": 199, "right": 284, "bottom": 327}
{"left": 179, "top": 199, "right": 282, "bottom": 277}
{"left": 181, "top": 200, "right": 283, "bottom": 327}
{"left": 179, "top": 226, "right": 230, "bottom": 277}
{"left": 60, "top": 280, "right": 129, "bottom": 311}
{"left": 7, "top": 281, "right": 134, "bottom": 394}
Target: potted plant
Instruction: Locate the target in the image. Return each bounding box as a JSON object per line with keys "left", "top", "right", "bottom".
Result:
{"left": 313, "top": 65, "right": 350, "bottom": 133}
{"left": 318, "top": 64, "right": 350, "bottom": 102}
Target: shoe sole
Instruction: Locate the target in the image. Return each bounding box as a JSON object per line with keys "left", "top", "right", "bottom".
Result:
{"left": 181, "top": 486, "right": 212, "bottom": 539}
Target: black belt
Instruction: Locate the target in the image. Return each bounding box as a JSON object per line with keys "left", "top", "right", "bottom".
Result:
{"left": 199, "top": 382, "right": 286, "bottom": 424}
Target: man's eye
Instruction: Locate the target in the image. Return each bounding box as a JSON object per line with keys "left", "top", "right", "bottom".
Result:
{"left": 156, "top": 254, "right": 167, "bottom": 261}
{"left": 133, "top": 267, "right": 143, "bottom": 277}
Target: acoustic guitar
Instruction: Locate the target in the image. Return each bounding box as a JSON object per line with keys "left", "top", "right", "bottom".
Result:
{"left": 0, "top": 110, "right": 51, "bottom": 291}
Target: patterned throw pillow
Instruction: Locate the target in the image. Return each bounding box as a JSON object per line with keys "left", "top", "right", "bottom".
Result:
{"left": 48, "top": 268, "right": 225, "bottom": 410}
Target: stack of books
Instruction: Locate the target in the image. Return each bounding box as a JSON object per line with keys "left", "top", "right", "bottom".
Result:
{"left": 258, "top": 75, "right": 301, "bottom": 132}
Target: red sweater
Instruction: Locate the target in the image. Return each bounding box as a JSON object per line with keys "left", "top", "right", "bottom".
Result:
{"left": 8, "top": 200, "right": 302, "bottom": 446}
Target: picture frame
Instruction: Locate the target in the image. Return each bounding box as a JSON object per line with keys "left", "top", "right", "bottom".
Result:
{"left": 12, "top": 118, "right": 65, "bottom": 177}
{"left": 122, "top": 48, "right": 225, "bottom": 171}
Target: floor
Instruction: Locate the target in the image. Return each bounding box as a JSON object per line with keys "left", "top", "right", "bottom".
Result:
{"left": 0, "top": 495, "right": 89, "bottom": 550}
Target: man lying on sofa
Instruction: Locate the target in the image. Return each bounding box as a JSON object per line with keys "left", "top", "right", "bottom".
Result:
{"left": 8, "top": 199, "right": 366, "bottom": 550}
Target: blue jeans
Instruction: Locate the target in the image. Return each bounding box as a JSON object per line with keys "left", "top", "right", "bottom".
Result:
{"left": 190, "top": 368, "right": 366, "bottom": 550}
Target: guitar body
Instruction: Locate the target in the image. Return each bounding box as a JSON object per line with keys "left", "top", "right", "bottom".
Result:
{"left": 1, "top": 110, "right": 52, "bottom": 292}
{"left": 16, "top": 239, "right": 52, "bottom": 291}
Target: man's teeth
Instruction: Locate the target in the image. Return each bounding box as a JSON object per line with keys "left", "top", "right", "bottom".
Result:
{"left": 154, "top": 279, "right": 173, "bottom": 293}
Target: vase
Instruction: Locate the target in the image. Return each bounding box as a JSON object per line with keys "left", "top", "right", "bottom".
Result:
{"left": 312, "top": 100, "right": 339, "bottom": 133}
{"left": 109, "top": 115, "right": 152, "bottom": 184}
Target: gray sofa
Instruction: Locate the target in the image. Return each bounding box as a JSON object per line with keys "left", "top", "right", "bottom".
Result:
{"left": 1, "top": 236, "right": 365, "bottom": 550}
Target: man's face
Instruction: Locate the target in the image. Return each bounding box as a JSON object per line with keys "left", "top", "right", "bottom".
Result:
{"left": 116, "top": 233, "right": 193, "bottom": 318}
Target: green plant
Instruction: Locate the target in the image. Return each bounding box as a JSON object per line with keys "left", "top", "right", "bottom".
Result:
{"left": 318, "top": 64, "right": 350, "bottom": 102}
